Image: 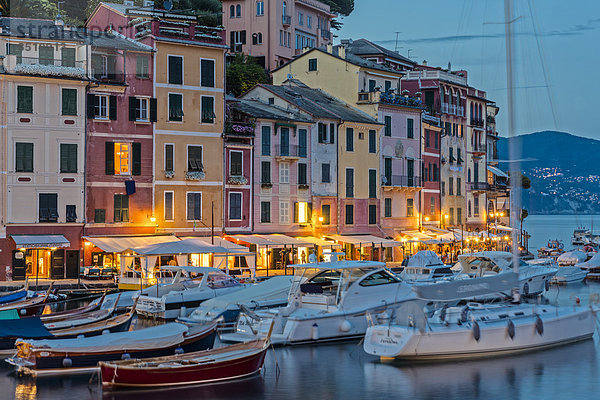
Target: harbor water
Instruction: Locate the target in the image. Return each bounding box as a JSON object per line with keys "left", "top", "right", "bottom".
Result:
{"left": 3, "top": 215, "right": 600, "bottom": 400}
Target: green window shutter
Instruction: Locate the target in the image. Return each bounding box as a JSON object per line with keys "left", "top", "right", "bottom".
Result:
{"left": 39, "top": 45, "right": 54, "bottom": 65}
{"left": 169, "top": 94, "right": 183, "bottom": 121}
{"left": 16, "top": 142, "right": 33, "bottom": 172}
{"left": 61, "top": 47, "right": 76, "bottom": 67}
{"left": 200, "top": 59, "right": 215, "bottom": 87}
{"left": 105, "top": 142, "right": 114, "bottom": 175}
{"left": 132, "top": 142, "right": 141, "bottom": 176}
{"left": 109, "top": 95, "right": 117, "bottom": 120}
{"left": 9, "top": 44, "right": 23, "bottom": 64}
{"left": 168, "top": 56, "right": 183, "bottom": 84}
{"left": 17, "top": 86, "right": 33, "bottom": 113}
{"left": 201, "top": 96, "right": 215, "bottom": 123}
{"left": 165, "top": 144, "right": 174, "bottom": 172}
{"left": 62, "top": 88, "right": 77, "bottom": 116}
{"left": 87, "top": 94, "right": 96, "bottom": 118}
{"left": 407, "top": 118, "right": 414, "bottom": 138}
{"left": 149, "top": 98, "right": 157, "bottom": 122}
{"left": 114, "top": 195, "right": 121, "bottom": 222}
{"left": 129, "top": 97, "right": 137, "bottom": 121}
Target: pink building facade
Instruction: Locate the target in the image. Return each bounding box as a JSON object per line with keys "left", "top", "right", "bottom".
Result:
{"left": 222, "top": 0, "right": 335, "bottom": 70}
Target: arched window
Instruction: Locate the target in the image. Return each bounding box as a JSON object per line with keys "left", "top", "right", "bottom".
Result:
{"left": 470, "top": 103, "right": 473, "bottom": 120}
{"left": 236, "top": 4, "right": 241, "bottom": 17}
{"left": 230, "top": 5, "right": 235, "bottom": 18}
{"left": 478, "top": 104, "right": 482, "bottom": 120}
{"left": 258, "top": 32, "right": 263, "bottom": 44}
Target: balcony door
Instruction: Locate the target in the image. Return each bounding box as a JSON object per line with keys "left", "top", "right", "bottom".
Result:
{"left": 407, "top": 159, "right": 414, "bottom": 186}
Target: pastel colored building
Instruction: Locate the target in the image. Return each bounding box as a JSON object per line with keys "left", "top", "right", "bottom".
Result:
{"left": 222, "top": 98, "right": 258, "bottom": 233}
{"left": 243, "top": 82, "right": 381, "bottom": 239}
{"left": 0, "top": 18, "right": 87, "bottom": 280}
{"left": 402, "top": 65, "right": 470, "bottom": 229}
{"left": 465, "top": 91, "right": 489, "bottom": 229}
{"left": 421, "top": 115, "right": 443, "bottom": 225}
{"left": 83, "top": 30, "right": 157, "bottom": 270}
{"left": 88, "top": 2, "right": 229, "bottom": 236}
{"left": 272, "top": 44, "right": 423, "bottom": 236}
{"left": 485, "top": 103, "right": 510, "bottom": 227}
{"left": 222, "top": 0, "right": 335, "bottom": 70}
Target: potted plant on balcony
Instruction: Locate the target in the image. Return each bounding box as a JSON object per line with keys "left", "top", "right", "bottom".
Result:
{"left": 164, "top": 170, "right": 175, "bottom": 179}
{"left": 185, "top": 170, "right": 205, "bottom": 180}
{"left": 227, "top": 176, "right": 248, "bottom": 185}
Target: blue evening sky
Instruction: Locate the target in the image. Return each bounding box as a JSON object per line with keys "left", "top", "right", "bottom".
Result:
{"left": 336, "top": 0, "right": 600, "bottom": 139}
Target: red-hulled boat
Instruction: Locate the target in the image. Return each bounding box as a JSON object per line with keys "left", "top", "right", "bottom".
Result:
{"left": 99, "top": 337, "right": 270, "bottom": 388}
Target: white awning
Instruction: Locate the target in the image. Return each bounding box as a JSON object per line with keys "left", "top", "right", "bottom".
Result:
{"left": 487, "top": 165, "right": 509, "bottom": 178}
{"left": 327, "top": 234, "right": 402, "bottom": 248}
{"left": 129, "top": 238, "right": 237, "bottom": 255}
{"left": 490, "top": 224, "right": 513, "bottom": 232}
{"left": 83, "top": 235, "right": 177, "bottom": 253}
{"left": 11, "top": 234, "right": 70, "bottom": 249}
{"left": 401, "top": 231, "right": 434, "bottom": 241}
{"left": 181, "top": 237, "right": 250, "bottom": 252}
{"left": 297, "top": 236, "right": 341, "bottom": 248}
{"left": 226, "top": 234, "right": 311, "bottom": 248}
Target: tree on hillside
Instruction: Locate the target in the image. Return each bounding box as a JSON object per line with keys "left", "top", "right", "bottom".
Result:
{"left": 0, "top": 0, "right": 57, "bottom": 19}
{"left": 226, "top": 54, "right": 269, "bottom": 97}
{"left": 320, "top": 0, "right": 354, "bottom": 16}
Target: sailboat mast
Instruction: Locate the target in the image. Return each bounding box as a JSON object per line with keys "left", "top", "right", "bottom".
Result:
{"left": 505, "top": 0, "right": 521, "bottom": 274}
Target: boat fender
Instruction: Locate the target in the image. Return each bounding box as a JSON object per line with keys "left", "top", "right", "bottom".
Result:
{"left": 102, "top": 329, "right": 110, "bottom": 335}
{"left": 180, "top": 306, "right": 187, "bottom": 318}
{"left": 523, "top": 282, "right": 529, "bottom": 296}
{"left": 535, "top": 316, "right": 544, "bottom": 336}
{"left": 507, "top": 320, "right": 515, "bottom": 340}
{"left": 340, "top": 320, "right": 352, "bottom": 332}
{"left": 576, "top": 297, "right": 581, "bottom": 305}
{"left": 472, "top": 321, "right": 481, "bottom": 342}
{"left": 545, "top": 280, "right": 550, "bottom": 292}
{"left": 175, "top": 347, "right": 184, "bottom": 355}
{"left": 62, "top": 357, "right": 72, "bottom": 368}
{"left": 311, "top": 323, "right": 319, "bottom": 341}
{"left": 121, "top": 353, "right": 131, "bottom": 360}
{"left": 77, "top": 334, "right": 85, "bottom": 339}
{"left": 19, "top": 309, "right": 26, "bottom": 316}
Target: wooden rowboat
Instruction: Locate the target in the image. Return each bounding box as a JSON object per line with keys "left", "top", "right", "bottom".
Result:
{"left": 43, "top": 293, "right": 117, "bottom": 330}
{"left": 40, "top": 292, "right": 107, "bottom": 324}
{"left": 0, "top": 280, "right": 29, "bottom": 305}
{"left": 7, "top": 321, "right": 218, "bottom": 376}
{"left": 49, "top": 300, "right": 134, "bottom": 339}
{"left": 100, "top": 336, "right": 270, "bottom": 388}
{"left": 0, "top": 283, "right": 54, "bottom": 317}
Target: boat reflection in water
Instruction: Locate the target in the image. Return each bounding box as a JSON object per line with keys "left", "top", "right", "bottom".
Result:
{"left": 361, "top": 339, "right": 600, "bottom": 399}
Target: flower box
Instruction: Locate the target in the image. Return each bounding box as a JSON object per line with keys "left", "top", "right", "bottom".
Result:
{"left": 185, "top": 171, "right": 205, "bottom": 181}
{"left": 227, "top": 176, "right": 248, "bottom": 185}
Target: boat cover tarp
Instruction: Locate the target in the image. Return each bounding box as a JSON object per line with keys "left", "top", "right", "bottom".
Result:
{"left": 0, "top": 290, "right": 27, "bottom": 304}
{"left": 413, "top": 272, "right": 520, "bottom": 301}
{"left": 407, "top": 251, "right": 445, "bottom": 268}
{"left": 577, "top": 253, "right": 600, "bottom": 269}
{"left": 0, "top": 309, "right": 19, "bottom": 320}
{"left": 0, "top": 317, "right": 52, "bottom": 338}
{"left": 19, "top": 323, "right": 189, "bottom": 353}
{"left": 191, "top": 275, "right": 294, "bottom": 315}
{"left": 558, "top": 250, "right": 587, "bottom": 264}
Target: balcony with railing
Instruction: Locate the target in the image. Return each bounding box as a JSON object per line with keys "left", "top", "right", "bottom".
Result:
{"left": 2, "top": 55, "right": 87, "bottom": 79}
{"left": 321, "top": 29, "right": 331, "bottom": 40}
{"left": 382, "top": 175, "right": 422, "bottom": 189}
{"left": 225, "top": 121, "right": 256, "bottom": 137}
{"left": 404, "top": 69, "right": 468, "bottom": 86}
{"left": 457, "top": 105, "right": 465, "bottom": 117}
{"left": 472, "top": 143, "right": 486, "bottom": 155}
{"left": 379, "top": 92, "right": 423, "bottom": 108}
{"left": 282, "top": 15, "right": 292, "bottom": 26}
{"left": 468, "top": 181, "right": 489, "bottom": 191}
{"left": 470, "top": 118, "right": 485, "bottom": 128}
{"left": 275, "top": 144, "right": 306, "bottom": 160}
{"left": 90, "top": 54, "right": 125, "bottom": 84}
{"left": 358, "top": 91, "right": 380, "bottom": 104}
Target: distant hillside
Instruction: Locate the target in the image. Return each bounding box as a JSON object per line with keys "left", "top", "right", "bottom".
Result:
{"left": 498, "top": 131, "right": 600, "bottom": 215}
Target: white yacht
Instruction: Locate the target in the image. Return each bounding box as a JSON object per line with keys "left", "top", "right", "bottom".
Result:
{"left": 220, "top": 260, "right": 417, "bottom": 345}
{"left": 135, "top": 267, "right": 246, "bottom": 320}
{"left": 178, "top": 275, "right": 294, "bottom": 328}
{"left": 528, "top": 258, "right": 588, "bottom": 284}
{"left": 457, "top": 251, "right": 557, "bottom": 296}
{"left": 399, "top": 251, "right": 456, "bottom": 282}
{"left": 364, "top": 301, "right": 597, "bottom": 361}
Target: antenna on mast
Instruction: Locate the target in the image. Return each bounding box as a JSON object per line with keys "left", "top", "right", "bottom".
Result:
{"left": 394, "top": 32, "right": 402, "bottom": 52}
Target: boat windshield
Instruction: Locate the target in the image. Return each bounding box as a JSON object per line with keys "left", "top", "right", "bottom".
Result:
{"left": 206, "top": 272, "right": 241, "bottom": 289}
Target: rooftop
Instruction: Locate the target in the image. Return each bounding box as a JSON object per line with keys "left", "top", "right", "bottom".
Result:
{"left": 341, "top": 38, "right": 415, "bottom": 67}
{"left": 231, "top": 98, "right": 313, "bottom": 123}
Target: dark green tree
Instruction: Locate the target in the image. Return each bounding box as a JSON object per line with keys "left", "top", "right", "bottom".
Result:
{"left": 320, "top": 0, "right": 354, "bottom": 16}
{"left": 226, "top": 54, "right": 269, "bottom": 97}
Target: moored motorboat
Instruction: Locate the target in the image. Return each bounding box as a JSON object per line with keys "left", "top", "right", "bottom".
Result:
{"left": 528, "top": 258, "right": 588, "bottom": 284}
{"left": 99, "top": 336, "right": 270, "bottom": 388}
{"left": 40, "top": 292, "right": 107, "bottom": 324}
{"left": 7, "top": 321, "right": 218, "bottom": 376}
{"left": 363, "top": 301, "right": 598, "bottom": 361}
{"left": 136, "top": 267, "right": 247, "bottom": 320}
{"left": 42, "top": 293, "right": 116, "bottom": 330}
{"left": 220, "top": 260, "right": 418, "bottom": 345}
{"left": 178, "top": 275, "right": 294, "bottom": 329}
{"left": 399, "top": 251, "right": 456, "bottom": 282}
